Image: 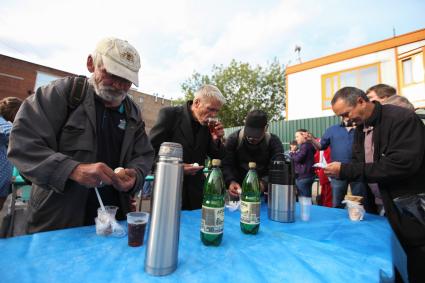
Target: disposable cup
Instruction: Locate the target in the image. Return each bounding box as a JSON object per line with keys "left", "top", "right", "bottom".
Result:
{"left": 299, "top": 196, "right": 312, "bottom": 221}
{"left": 97, "top": 205, "right": 118, "bottom": 219}
{"left": 127, "top": 212, "right": 149, "bottom": 247}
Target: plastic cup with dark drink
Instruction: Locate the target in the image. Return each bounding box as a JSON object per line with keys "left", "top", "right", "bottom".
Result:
{"left": 207, "top": 117, "right": 219, "bottom": 135}
{"left": 127, "top": 212, "right": 149, "bottom": 247}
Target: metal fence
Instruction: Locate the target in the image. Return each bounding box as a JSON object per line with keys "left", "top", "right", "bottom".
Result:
{"left": 224, "top": 115, "right": 341, "bottom": 150}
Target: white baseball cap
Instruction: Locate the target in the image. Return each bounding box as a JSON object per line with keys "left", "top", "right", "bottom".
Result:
{"left": 95, "top": 37, "right": 141, "bottom": 86}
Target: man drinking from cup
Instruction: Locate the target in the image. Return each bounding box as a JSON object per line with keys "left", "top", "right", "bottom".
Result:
{"left": 149, "top": 85, "right": 226, "bottom": 210}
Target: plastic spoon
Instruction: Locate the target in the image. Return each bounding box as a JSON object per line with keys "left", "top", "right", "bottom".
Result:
{"left": 94, "top": 187, "right": 106, "bottom": 211}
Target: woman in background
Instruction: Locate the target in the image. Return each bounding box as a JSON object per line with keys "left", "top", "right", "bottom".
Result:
{"left": 290, "top": 129, "right": 316, "bottom": 199}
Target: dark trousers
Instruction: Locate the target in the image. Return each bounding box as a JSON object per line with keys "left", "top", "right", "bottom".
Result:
{"left": 381, "top": 190, "right": 425, "bottom": 282}
{"left": 404, "top": 245, "right": 425, "bottom": 283}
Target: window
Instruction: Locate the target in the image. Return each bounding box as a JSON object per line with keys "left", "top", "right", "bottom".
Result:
{"left": 400, "top": 52, "right": 424, "bottom": 86}
{"left": 321, "top": 63, "right": 380, "bottom": 109}
{"left": 34, "top": 72, "right": 61, "bottom": 91}
{"left": 402, "top": 58, "right": 413, "bottom": 85}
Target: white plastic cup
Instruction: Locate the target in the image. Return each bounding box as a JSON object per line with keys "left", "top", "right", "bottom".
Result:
{"left": 347, "top": 204, "right": 365, "bottom": 221}
{"left": 299, "top": 196, "right": 312, "bottom": 221}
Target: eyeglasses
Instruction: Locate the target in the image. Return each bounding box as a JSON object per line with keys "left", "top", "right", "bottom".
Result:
{"left": 246, "top": 135, "right": 263, "bottom": 143}
{"left": 100, "top": 68, "right": 132, "bottom": 88}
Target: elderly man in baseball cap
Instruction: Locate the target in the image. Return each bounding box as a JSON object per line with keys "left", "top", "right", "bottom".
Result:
{"left": 87, "top": 37, "right": 141, "bottom": 107}
{"left": 8, "top": 37, "right": 154, "bottom": 234}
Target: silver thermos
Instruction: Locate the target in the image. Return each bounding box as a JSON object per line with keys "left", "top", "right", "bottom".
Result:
{"left": 267, "top": 153, "right": 296, "bottom": 222}
{"left": 144, "top": 142, "right": 184, "bottom": 276}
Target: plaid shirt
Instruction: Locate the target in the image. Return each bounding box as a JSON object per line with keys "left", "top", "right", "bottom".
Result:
{"left": 0, "top": 116, "right": 13, "bottom": 196}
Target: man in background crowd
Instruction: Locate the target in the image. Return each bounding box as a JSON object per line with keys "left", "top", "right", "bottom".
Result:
{"left": 222, "top": 110, "right": 283, "bottom": 199}
{"left": 383, "top": 94, "right": 415, "bottom": 111}
{"left": 366, "top": 83, "right": 396, "bottom": 103}
{"left": 305, "top": 118, "right": 368, "bottom": 210}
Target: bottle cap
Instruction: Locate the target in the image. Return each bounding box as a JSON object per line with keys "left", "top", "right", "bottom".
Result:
{"left": 158, "top": 142, "right": 183, "bottom": 159}
{"left": 248, "top": 162, "right": 256, "bottom": 169}
{"left": 212, "top": 159, "right": 221, "bottom": 166}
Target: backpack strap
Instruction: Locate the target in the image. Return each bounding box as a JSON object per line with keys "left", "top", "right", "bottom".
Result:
{"left": 6, "top": 183, "right": 18, "bottom": 238}
{"left": 264, "top": 132, "right": 271, "bottom": 145}
{"left": 68, "top": 75, "right": 88, "bottom": 110}
{"left": 56, "top": 76, "right": 88, "bottom": 144}
{"left": 237, "top": 128, "right": 244, "bottom": 147}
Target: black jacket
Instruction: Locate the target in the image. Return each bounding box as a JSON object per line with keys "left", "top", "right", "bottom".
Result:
{"left": 222, "top": 129, "right": 283, "bottom": 186}
{"left": 340, "top": 102, "right": 425, "bottom": 247}
{"left": 149, "top": 101, "right": 225, "bottom": 210}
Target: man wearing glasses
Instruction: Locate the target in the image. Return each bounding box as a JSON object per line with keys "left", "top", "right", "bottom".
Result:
{"left": 222, "top": 110, "right": 283, "bottom": 199}
{"left": 8, "top": 37, "right": 154, "bottom": 233}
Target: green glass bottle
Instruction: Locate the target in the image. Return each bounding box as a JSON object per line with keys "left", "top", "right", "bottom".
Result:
{"left": 240, "top": 162, "right": 261, "bottom": 234}
{"left": 200, "top": 159, "right": 225, "bottom": 246}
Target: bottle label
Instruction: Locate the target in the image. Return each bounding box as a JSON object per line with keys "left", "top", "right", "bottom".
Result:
{"left": 240, "top": 201, "right": 260, "bottom": 225}
{"left": 201, "top": 206, "right": 224, "bottom": 234}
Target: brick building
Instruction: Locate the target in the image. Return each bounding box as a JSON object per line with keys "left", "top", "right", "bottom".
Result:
{"left": 0, "top": 54, "right": 172, "bottom": 132}
{"left": 0, "top": 54, "right": 74, "bottom": 98}
{"left": 128, "top": 90, "right": 171, "bottom": 132}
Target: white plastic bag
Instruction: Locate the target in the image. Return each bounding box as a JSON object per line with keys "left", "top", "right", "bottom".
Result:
{"left": 95, "top": 210, "right": 126, "bottom": 237}
{"left": 225, "top": 200, "right": 240, "bottom": 212}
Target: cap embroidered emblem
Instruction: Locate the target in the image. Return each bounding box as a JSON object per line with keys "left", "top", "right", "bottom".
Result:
{"left": 122, "top": 52, "right": 134, "bottom": 63}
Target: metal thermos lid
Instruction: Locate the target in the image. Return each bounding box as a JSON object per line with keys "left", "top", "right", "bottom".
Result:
{"left": 158, "top": 142, "right": 183, "bottom": 160}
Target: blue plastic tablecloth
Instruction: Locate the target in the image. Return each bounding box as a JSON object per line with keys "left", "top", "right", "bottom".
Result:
{"left": 0, "top": 203, "right": 395, "bottom": 283}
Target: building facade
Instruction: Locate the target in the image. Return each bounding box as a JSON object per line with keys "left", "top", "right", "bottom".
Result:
{"left": 128, "top": 90, "right": 171, "bottom": 133}
{"left": 0, "top": 54, "right": 171, "bottom": 132}
{"left": 286, "top": 29, "right": 425, "bottom": 120}
{"left": 0, "top": 54, "right": 74, "bottom": 99}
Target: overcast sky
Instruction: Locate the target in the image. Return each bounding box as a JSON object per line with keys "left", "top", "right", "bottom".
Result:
{"left": 1, "top": 0, "right": 424, "bottom": 99}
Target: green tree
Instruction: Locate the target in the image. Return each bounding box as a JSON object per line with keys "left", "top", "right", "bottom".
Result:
{"left": 180, "top": 58, "right": 286, "bottom": 127}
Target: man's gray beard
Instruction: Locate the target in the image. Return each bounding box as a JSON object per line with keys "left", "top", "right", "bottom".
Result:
{"left": 88, "top": 77, "right": 127, "bottom": 103}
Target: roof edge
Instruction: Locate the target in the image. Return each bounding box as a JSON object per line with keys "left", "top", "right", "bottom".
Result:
{"left": 286, "top": 28, "right": 425, "bottom": 75}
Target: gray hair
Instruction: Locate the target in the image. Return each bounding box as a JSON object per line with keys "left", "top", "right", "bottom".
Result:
{"left": 331, "top": 87, "right": 369, "bottom": 107}
{"left": 383, "top": 95, "right": 414, "bottom": 111}
{"left": 91, "top": 51, "right": 104, "bottom": 68}
{"left": 194, "top": 84, "right": 226, "bottom": 105}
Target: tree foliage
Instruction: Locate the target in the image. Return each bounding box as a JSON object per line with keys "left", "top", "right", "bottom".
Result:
{"left": 180, "top": 59, "right": 286, "bottom": 127}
